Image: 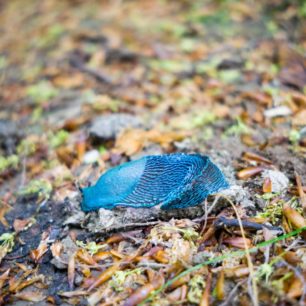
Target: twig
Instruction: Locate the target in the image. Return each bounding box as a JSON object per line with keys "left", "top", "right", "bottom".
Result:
{"left": 214, "top": 216, "right": 283, "bottom": 233}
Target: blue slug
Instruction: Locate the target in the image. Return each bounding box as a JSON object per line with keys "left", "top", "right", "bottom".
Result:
{"left": 81, "top": 153, "right": 229, "bottom": 211}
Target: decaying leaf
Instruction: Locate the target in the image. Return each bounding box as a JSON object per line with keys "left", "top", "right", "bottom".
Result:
{"left": 30, "top": 232, "right": 49, "bottom": 263}
{"left": 115, "top": 129, "right": 188, "bottom": 156}
{"left": 14, "top": 291, "right": 46, "bottom": 302}
{"left": 50, "top": 241, "right": 63, "bottom": 258}
{"left": 123, "top": 272, "right": 164, "bottom": 306}
{"left": 223, "top": 237, "right": 253, "bottom": 249}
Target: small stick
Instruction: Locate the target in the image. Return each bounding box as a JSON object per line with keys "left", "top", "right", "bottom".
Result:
{"left": 214, "top": 216, "right": 283, "bottom": 233}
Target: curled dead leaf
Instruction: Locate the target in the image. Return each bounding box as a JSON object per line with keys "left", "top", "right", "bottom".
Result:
{"left": 242, "top": 152, "right": 272, "bottom": 165}
{"left": 237, "top": 166, "right": 264, "bottom": 180}
{"left": 283, "top": 204, "right": 306, "bottom": 229}
{"left": 263, "top": 177, "right": 272, "bottom": 193}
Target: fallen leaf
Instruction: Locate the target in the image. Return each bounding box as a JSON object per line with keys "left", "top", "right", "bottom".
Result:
{"left": 237, "top": 166, "right": 265, "bottom": 179}
{"left": 263, "top": 177, "right": 272, "bottom": 193}
{"left": 13, "top": 218, "right": 35, "bottom": 233}
{"left": 295, "top": 172, "right": 306, "bottom": 213}
{"left": 287, "top": 276, "right": 303, "bottom": 298}
{"left": 283, "top": 204, "right": 306, "bottom": 229}
{"left": 215, "top": 270, "right": 225, "bottom": 300}
{"left": 15, "top": 291, "right": 46, "bottom": 302}
{"left": 30, "top": 232, "right": 49, "bottom": 263}
{"left": 0, "top": 202, "right": 11, "bottom": 227}
{"left": 223, "top": 237, "right": 253, "bottom": 249}
{"left": 50, "top": 241, "right": 63, "bottom": 258}
{"left": 0, "top": 269, "right": 10, "bottom": 290}
{"left": 242, "top": 152, "right": 272, "bottom": 165}
{"left": 68, "top": 253, "right": 76, "bottom": 290}
{"left": 200, "top": 272, "right": 211, "bottom": 306}
{"left": 115, "top": 129, "right": 188, "bottom": 156}
{"left": 123, "top": 273, "right": 164, "bottom": 306}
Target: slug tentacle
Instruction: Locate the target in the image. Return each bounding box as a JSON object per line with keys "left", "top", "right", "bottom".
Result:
{"left": 80, "top": 153, "right": 229, "bottom": 211}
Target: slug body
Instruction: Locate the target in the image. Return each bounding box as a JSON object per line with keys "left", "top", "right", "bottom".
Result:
{"left": 81, "top": 154, "right": 229, "bottom": 211}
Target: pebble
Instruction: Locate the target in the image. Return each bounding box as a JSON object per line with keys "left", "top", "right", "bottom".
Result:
{"left": 89, "top": 113, "right": 141, "bottom": 140}
{"left": 83, "top": 150, "right": 100, "bottom": 164}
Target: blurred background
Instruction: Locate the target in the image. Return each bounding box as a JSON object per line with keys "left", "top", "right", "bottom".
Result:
{"left": 0, "top": 1, "right": 306, "bottom": 305}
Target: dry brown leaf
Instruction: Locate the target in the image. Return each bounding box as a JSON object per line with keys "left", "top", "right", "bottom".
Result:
{"left": 15, "top": 291, "right": 46, "bottom": 302}
{"left": 200, "top": 272, "right": 211, "bottom": 306}
{"left": 13, "top": 218, "right": 34, "bottom": 233}
{"left": 287, "top": 276, "right": 303, "bottom": 298}
{"left": 0, "top": 269, "right": 10, "bottom": 290}
{"left": 68, "top": 253, "right": 76, "bottom": 290}
{"left": 0, "top": 203, "right": 11, "bottom": 227}
{"left": 76, "top": 249, "right": 97, "bottom": 266}
{"left": 123, "top": 273, "right": 164, "bottom": 306}
{"left": 215, "top": 270, "right": 225, "bottom": 300}
{"left": 50, "top": 241, "right": 63, "bottom": 258}
{"left": 237, "top": 166, "right": 265, "bottom": 180}
{"left": 59, "top": 290, "right": 88, "bottom": 297}
{"left": 263, "top": 177, "right": 272, "bottom": 193}
{"left": 242, "top": 152, "right": 272, "bottom": 165}
{"left": 10, "top": 275, "right": 44, "bottom": 293}
{"left": 115, "top": 129, "right": 188, "bottom": 156}
{"left": 223, "top": 266, "right": 250, "bottom": 278}
{"left": 292, "top": 109, "right": 306, "bottom": 126}
{"left": 30, "top": 232, "right": 49, "bottom": 263}
{"left": 0, "top": 245, "right": 10, "bottom": 264}
{"left": 283, "top": 204, "right": 306, "bottom": 229}
{"left": 295, "top": 172, "right": 306, "bottom": 213}
{"left": 223, "top": 237, "right": 253, "bottom": 249}
{"left": 53, "top": 73, "right": 84, "bottom": 89}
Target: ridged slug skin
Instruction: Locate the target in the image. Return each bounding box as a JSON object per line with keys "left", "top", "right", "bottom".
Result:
{"left": 81, "top": 153, "right": 229, "bottom": 211}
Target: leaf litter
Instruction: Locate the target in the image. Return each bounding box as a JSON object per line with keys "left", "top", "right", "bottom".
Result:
{"left": 0, "top": 0, "right": 306, "bottom": 305}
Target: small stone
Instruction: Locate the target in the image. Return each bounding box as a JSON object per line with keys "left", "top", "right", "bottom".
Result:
{"left": 264, "top": 106, "right": 292, "bottom": 118}
{"left": 262, "top": 170, "right": 289, "bottom": 193}
{"left": 89, "top": 113, "right": 141, "bottom": 141}
{"left": 83, "top": 150, "right": 100, "bottom": 164}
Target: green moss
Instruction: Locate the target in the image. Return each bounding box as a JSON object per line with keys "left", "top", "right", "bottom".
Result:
{"left": 17, "top": 139, "right": 36, "bottom": 156}
{"left": 49, "top": 130, "right": 69, "bottom": 148}
{"left": 149, "top": 59, "right": 189, "bottom": 73}
{"left": 27, "top": 81, "right": 58, "bottom": 104}
{"left": 218, "top": 69, "right": 241, "bottom": 83}
{"left": 0, "top": 232, "right": 15, "bottom": 252}
{"left": 18, "top": 179, "right": 52, "bottom": 200}
{"left": 223, "top": 117, "right": 250, "bottom": 137}
{"left": 35, "top": 24, "right": 65, "bottom": 48}
{"left": 0, "top": 155, "right": 19, "bottom": 173}
{"left": 192, "top": 111, "right": 216, "bottom": 128}
{"left": 0, "top": 56, "right": 7, "bottom": 69}
{"left": 76, "top": 241, "right": 107, "bottom": 256}
{"left": 187, "top": 274, "right": 206, "bottom": 304}
{"left": 109, "top": 268, "right": 143, "bottom": 291}
{"left": 288, "top": 129, "right": 301, "bottom": 145}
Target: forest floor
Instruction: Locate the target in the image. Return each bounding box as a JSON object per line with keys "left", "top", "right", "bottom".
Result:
{"left": 0, "top": 0, "right": 306, "bottom": 305}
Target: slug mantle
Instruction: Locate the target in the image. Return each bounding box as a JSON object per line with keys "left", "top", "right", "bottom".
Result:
{"left": 81, "top": 153, "right": 229, "bottom": 211}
